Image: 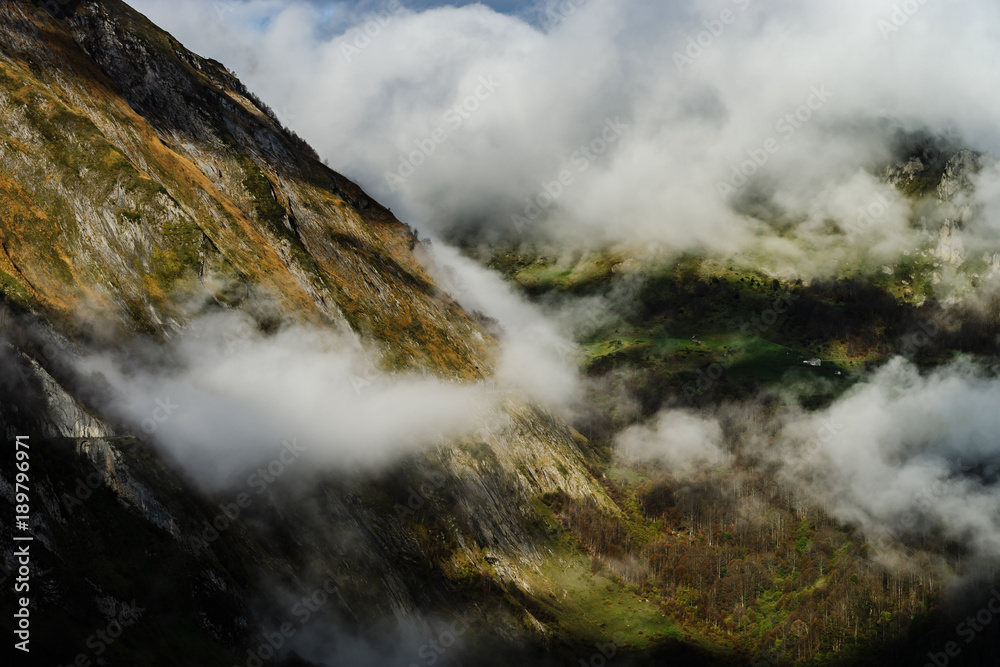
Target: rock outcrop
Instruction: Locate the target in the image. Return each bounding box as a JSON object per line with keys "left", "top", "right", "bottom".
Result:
{"left": 0, "top": 2, "right": 617, "bottom": 664}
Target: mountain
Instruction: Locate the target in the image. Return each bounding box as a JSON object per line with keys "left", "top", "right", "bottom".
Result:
{"left": 2, "top": 2, "right": 998, "bottom": 667}
{"left": 0, "top": 2, "right": 624, "bottom": 665}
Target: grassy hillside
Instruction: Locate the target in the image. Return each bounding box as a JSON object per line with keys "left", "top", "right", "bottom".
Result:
{"left": 460, "top": 187, "right": 1000, "bottom": 664}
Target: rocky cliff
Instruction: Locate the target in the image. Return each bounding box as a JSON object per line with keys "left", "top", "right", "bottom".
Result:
{"left": 0, "top": 2, "right": 629, "bottom": 665}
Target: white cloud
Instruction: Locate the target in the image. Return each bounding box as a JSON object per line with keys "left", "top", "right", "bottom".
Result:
{"left": 615, "top": 409, "right": 728, "bottom": 474}
{"left": 127, "top": 0, "right": 1000, "bottom": 261}
{"left": 416, "top": 241, "right": 582, "bottom": 409}
{"left": 114, "top": 0, "right": 1000, "bottom": 564}
{"left": 75, "top": 312, "right": 495, "bottom": 488}
{"left": 778, "top": 358, "right": 1000, "bottom": 560}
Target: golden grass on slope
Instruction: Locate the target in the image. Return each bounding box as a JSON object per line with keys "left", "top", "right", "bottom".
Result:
{"left": 0, "top": 1, "right": 494, "bottom": 376}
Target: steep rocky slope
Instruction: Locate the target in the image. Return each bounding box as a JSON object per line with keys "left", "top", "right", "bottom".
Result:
{"left": 0, "top": 0, "right": 493, "bottom": 373}
{"left": 0, "top": 2, "right": 637, "bottom": 665}
{"left": 11, "top": 3, "right": 995, "bottom": 666}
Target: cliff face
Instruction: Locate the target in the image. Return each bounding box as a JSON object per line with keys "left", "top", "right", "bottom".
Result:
{"left": 0, "top": 2, "right": 618, "bottom": 665}
{"left": 1, "top": 0, "right": 493, "bottom": 373}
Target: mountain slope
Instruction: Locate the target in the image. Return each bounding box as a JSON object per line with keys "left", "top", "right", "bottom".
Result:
{"left": 8, "top": 3, "right": 995, "bottom": 666}
{"left": 2, "top": 0, "right": 492, "bottom": 374}
{"left": 0, "top": 2, "right": 646, "bottom": 665}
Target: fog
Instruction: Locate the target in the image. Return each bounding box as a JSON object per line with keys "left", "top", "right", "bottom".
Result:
{"left": 72, "top": 312, "right": 496, "bottom": 488}
{"left": 777, "top": 357, "right": 1000, "bottom": 562}
{"left": 108, "top": 0, "right": 1000, "bottom": 563}
{"left": 417, "top": 240, "right": 582, "bottom": 407}
{"left": 616, "top": 409, "right": 729, "bottom": 475}
{"left": 627, "top": 358, "right": 1000, "bottom": 567}
{"left": 128, "top": 0, "right": 1000, "bottom": 266}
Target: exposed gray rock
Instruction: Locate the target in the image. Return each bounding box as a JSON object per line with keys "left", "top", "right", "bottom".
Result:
{"left": 937, "top": 149, "right": 982, "bottom": 201}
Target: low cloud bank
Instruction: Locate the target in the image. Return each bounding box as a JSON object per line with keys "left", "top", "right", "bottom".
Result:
{"left": 622, "top": 358, "right": 1000, "bottom": 565}
{"left": 778, "top": 358, "right": 1000, "bottom": 561}
{"left": 129, "top": 0, "right": 1000, "bottom": 266}
{"left": 74, "top": 312, "right": 495, "bottom": 488}
{"left": 418, "top": 240, "right": 583, "bottom": 409}
{"left": 616, "top": 409, "right": 729, "bottom": 475}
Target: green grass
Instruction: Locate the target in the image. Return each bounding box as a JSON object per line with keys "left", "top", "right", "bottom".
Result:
{"left": 584, "top": 331, "right": 850, "bottom": 389}
{"left": 239, "top": 155, "right": 286, "bottom": 228}
{"left": 527, "top": 502, "right": 687, "bottom": 650}
{"left": 486, "top": 252, "right": 884, "bottom": 405}
{"left": 0, "top": 267, "right": 31, "bottom": 305}
{"left": 519, "top": 497, "right": 736, "bottom": 662}
{"left": 537, "top": 551, "right": 683, "bottom": 646}
{"left": 487, "top": 251, "right": 623, "bottom": 294}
